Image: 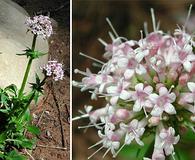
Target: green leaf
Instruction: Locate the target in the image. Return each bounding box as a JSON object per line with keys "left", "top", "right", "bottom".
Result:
{"left": 27, "top": 125, "right": 40, "bottom": 135}
{"left": 0, "top": 109, "right": 9, "bottom": 114}
{"left": 6, "top": 150, "right": 26, "bottom": 160}
{"left": 17, "top": 48, "right": 47, "bottom": 59}
{"left": 18, "top": 139, "right": 35, "bottom": 149}
{"left": 0, "top": 152, "right": 5, "bottom": 159}
{"left": 0, "top": 133, "right": 6, "bottom": 143}
{"left": 169, "top": 147, "right": 190, "bottom": 160}
{"left": 182, "top": 129, "right": 195, "bottom": 141}
{"left": 4, "top": 84, "right": 17, "bottom": 96}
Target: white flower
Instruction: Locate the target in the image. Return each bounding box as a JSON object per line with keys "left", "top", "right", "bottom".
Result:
{"left": 25, "top": 15, "right": 53, "bottom": 39}
{"left": 106, "top": 79, "right": 131, "bottom": 105}
{"left": 120, "top": 119, "right": 145, "bottom": 146}
{"left": 98, "top": 129, "right": 120, "bottom": 155}
{"left": 132, "top": 83, "right": 153, "bottom": 113}
{"left": 149, "top": 87, "right": 176, "bottom": 117}
{"left": 179, "top": 82, "right": 195, "bottom": 114}
{"left": 41, "top": 60, "right": 64, "bottom": 81}
{"left": 159, "top": 127, "right": 180, "bottom": 156}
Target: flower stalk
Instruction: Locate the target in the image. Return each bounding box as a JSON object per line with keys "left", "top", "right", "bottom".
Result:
{"left": 18, "top": 34, "right": 37, "bottom": 98}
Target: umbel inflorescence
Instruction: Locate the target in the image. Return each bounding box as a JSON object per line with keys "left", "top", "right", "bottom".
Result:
{"left": 73, "top": 6, "right": 195, "bottom": 160}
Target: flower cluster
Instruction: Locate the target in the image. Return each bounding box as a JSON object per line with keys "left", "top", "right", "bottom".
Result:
{"left": 25, "top": 15, "right": 53, "bottom": 39}
{"left": 41, "top": 60, "right": 64, "bottom": 81}
{"left": 73, "top": 9, "right": 195, "bottom": 160}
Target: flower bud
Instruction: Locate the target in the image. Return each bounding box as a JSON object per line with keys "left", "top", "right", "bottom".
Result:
{"left": 115, "top": 109, "right": 130, "bottom": 120}
{"left": 153, "top": 76, "right": 159, "bottom": 83}
{"left": 190, "top": 115, "right": 195, "bottom": 122}
{"left": 156, "top": 83, "right": 165, "bottom": 92}
{"left": 168, "top": 69, "right": 178, "bottom": 81}
{"left": 179, "top": 73, "right": 190, "bottom": 86}
{"left": 148, "top": 117, "right": 160, "bottom": 126}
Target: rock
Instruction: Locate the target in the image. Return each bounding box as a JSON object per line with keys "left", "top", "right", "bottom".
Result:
{"left": 0, "top": 0, "right": 48, "bottom": 91}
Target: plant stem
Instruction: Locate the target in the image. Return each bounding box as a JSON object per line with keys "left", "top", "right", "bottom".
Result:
{"left": 18, "top": 77, "right": 47, "bottom": 120}
{"left": 18, "top": 35, "right": 37, "bottom": 98}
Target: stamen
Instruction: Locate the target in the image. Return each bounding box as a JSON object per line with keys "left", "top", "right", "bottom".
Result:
{"left": 79, "top": 52, "right": 105, "bottom": 65}
{"left": 98, "top": 38, "right": 107, "bottom": 46}
{"left": 78, "top": 122, "right": 104, "bottom": 129}
{"left": 156, "top": 21, "right": 161, "bottom": 30}
{"left": 92, "top": 62, "right": 103, "bottom": 68}
{"left": 150, "top": 8, "right": 156, "bottom": 31}
{"left": 78, "top": 109, "right": 85, "bottom": 114}
{"left": 143, "top": 106, "right": 148, "bottom": 118}
{"left": 72, "top": 114, "right": 89, "bottom": 121}
{"left": 168, "top": 85, "right": 175, "bottom": 93}
{"left": 171, "top": 152, "right": 176, "bottom": 160}
{"left": 184, "top": 4, "right": 193, "bottom": 29}
{"left": 113, "top": 143, "right": 126, "bottom": 158}
{"left": 106, "top": 17, "right": 120, "bottom": 38}
{"left": 132, "top": 129, "right": 139, "bottom": 137}
{"left": 72, "top": 80, "right": 80, "bottom": 86}
{"left": 102, "top": 148, "right": 111, "bottom": 158}
{"left": 87, "top": 146, "right": 104, "bottom": 159}
{"left": 140, "top": 30, "right": 144, "bottom": 46}
{"left": 88, "top": 140, "right": 103, "bottom": 149}
{"left": 108, "top": 31, "right": 116, "bottom": 41}
{"left": 74, "top": 69, "right": 88, "bottom": 76}
{"left": 144, "top": 22, "right": 148, "bottom": 36}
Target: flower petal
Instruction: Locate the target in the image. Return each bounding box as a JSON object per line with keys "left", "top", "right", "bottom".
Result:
{"left": 183, "top": 60, "right": 192, "bottom": 72}
{"left": 187, "top": 82, "right": 195, "bottom": 92}
{"left": 135, "top": 83, "right": 144, "bottom": 91}
{"left": 164, "top": 103, "right": 176, "bottom": 115}
{"left": 133, "top": 100, "right": 142, "bottom": 112}
{"left": 120, "top": 90, "right": 131, "bottom": 100}
{"left": 117, "top": 57, "right": 128, "bottom": 68}
{"left": 159, "top": 87, "right": 168, "bottom": 96}
{"left": 149, "top": 94, "right": 159, "bottom": 102}
{"left": 110, "top": 96, "right": 119, "bottom": 105}
{"left": 107, "top": 86, "right": 118, "bottom": 94}
{"left": 151, "top": 106, "right": 163, "bottom": 116}
{"left": 124, "top": 69, "right": 134, "bottom": 79}
{"left": 144, "top": 86, "right": 153, "bottom": 94}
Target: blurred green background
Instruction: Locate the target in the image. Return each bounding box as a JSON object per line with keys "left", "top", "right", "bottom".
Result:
{"left": 73, "top": 0, "right": 195, "bottom": 159}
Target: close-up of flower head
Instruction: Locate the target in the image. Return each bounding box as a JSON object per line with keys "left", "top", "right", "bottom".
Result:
{"left": 41, "top": 60, "right": 64, "bottom": 81}
{"left": 73, "top": 3, "right": 195, "bottom": 160}
{"left": 25, "top": 15, "right": 53, "bottom": 39}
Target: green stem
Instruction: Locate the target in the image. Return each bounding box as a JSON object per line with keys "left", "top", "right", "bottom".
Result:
{"left": 18, "top": 35, "right": 37, "bottom": 98}
{"left": 18, "top": 76, "right": 47, "bottom": 120}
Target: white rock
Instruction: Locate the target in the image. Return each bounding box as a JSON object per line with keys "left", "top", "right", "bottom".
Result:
{"left": 0, "top": 0, "right": 48, "bottom": 92}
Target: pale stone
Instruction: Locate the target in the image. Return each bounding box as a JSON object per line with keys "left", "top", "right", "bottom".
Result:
{"left": 0, "top": 0, "right": 48, "bottom": 92}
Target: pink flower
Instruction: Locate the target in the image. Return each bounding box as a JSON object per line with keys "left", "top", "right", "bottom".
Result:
{"left": 41, "top": 60, "right": 64, "bottom": 81}
{"left": 120, "top": 119, "right": 146, "bottom": 146}
{"left": 149, "top": 87, "right": 176, "bottom": 117}
{"left": 179, "top": 82, "right": 195, "bottom": 114}
{"left": 131, "top": 83, "right": 153, "bottom": 113}
{"left": 106, "top": 79, "right": 131, "bottom": 105}
{"left": 159, "top": 127, "right": 180, "bottom": 156}
{"left": 25, "top": 15, "right": 53, "bottom": 39}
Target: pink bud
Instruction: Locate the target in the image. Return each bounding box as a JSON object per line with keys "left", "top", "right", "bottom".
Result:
{"left": 115, "top": 109, "right": 130, "bottom": 120}
{"left": 179, "top": 73, "right": 190, "bottom": 86}
{"left": 168, "top": 69, "right": 178, "bottom": 81}
{"left": 148, "top": 117, "right": 160, "bottom": 126}
{"left": 156, "top": 83, "right": 165, "bottom": 92}
{"left": 153, "top": 76, "right": 159, "bottom": 83}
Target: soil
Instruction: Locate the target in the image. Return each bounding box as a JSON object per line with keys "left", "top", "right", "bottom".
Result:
{"left": 12, "top": 0, "right": 70, "bottom": 160}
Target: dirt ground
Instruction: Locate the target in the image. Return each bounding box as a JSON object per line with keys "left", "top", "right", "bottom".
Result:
{"left": 13, "top": 0, "right": 70, "bottom": 159}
